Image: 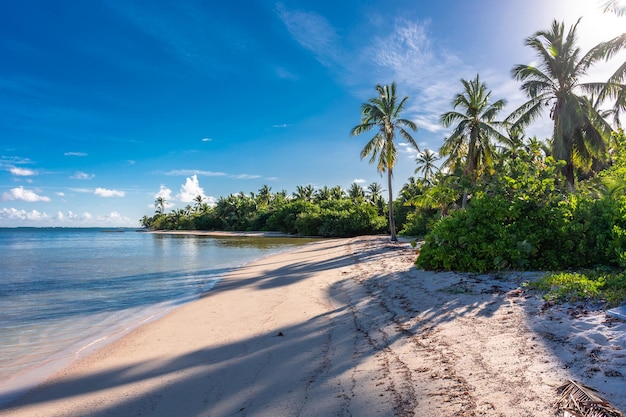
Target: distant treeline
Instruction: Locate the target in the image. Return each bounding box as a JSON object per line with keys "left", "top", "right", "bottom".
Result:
{"left": 140, "top": 183, "right": 436, "bottom": 238}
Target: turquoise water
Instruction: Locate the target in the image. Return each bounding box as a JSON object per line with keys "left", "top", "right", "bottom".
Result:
{"left": 0, "top": 228, "right": 315, "bottom": 406}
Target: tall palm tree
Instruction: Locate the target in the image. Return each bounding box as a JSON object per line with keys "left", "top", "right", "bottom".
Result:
{"left": 440, "top": 74, "right": 508, "bottom": 207}
{"left": 415, "top": 149, "right": 440, "bottom": 185}
{"left": 511, "top": 19, "right": 625, "bottom": 192}
{"left": 193, "top": 195, "right": 205, "bottom": 213}
{"left": 351, "top": 82, "right": 419, "bottom": 241}
{"left": 155, "top": 196, "right": 166, "bottom": 215}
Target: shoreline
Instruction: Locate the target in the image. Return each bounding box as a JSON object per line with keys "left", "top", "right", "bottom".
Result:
{"left": 2, "top": 236, "right": 624, "bottom": 416}
{"left": 147, "top": 230, "right": 297, "bottom": 238}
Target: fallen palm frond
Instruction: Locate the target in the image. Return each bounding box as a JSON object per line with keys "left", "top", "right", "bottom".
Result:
{"left": 556, "top": 379, "right": 624, "bottom": 417}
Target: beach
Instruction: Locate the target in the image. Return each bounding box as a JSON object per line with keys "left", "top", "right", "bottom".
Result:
{"left": 1, "top": 235, "right": 624, "bottom": 416}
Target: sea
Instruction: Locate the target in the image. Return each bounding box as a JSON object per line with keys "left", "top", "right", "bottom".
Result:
{"left": 0, "top": 228, "right": 317, "bottom": 407}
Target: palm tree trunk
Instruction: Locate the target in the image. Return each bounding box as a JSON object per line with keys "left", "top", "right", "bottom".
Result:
{"left": 387, "top": 170, "right": 397, "bottom": 241}
{"left": 565, "top": 163, "right": 576, "bottom": 193}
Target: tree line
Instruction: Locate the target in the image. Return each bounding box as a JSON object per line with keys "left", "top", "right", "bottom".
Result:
{"left": 142, "top": 18, "right": 626, "bottom": 273}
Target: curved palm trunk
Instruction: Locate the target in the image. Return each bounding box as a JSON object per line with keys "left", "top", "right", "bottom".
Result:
{"left": 387, "top": 169, "right": 397, "bottom": 241}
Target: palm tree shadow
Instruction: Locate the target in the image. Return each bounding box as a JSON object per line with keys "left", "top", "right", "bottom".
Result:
{"left": 3, "top": 238, "right": 529, "bottom": 416}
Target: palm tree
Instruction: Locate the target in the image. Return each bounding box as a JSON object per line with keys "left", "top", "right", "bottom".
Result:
{"left": 366, "top": 182, "right": 386, "bottom": 215}
{"left": 257, "top": 185, "right": 272, "bottom": 207}
{"left": 348, "top": 183, "right": 366, "bottom": 201}
{"left": 293, "top": 185, "right": 314, "bottom": 202}
{"left": 415, "top": 149, "right": 440, "bottom": 185}
{"left": 193, "top": 195, "right": 205, "bottom": 213}
{"left": 511, "top": 19, "right": 625, "bottom": 192}
{"left": 351, "top": 83, "right": 419, "bottom": 241}
{"left": 367, "top": 182, "right": 384, "bottom": 203}
{"left": 440, "top": 74, "right": 508, "bottom": 207}
{"left": 315, "top": 186, "right": 332, "bottom": 202}
{"left": 330, "top": 185, "right": 345, "bottom": 200}
{"left": 603, "top": 0, "right": 626, "bottom": 16}
{"left": 155, "top": 196, "right": 166, "bottom": 215}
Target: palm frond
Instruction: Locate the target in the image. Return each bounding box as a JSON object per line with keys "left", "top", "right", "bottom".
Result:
{"left": 556, "top": 379, "right": 624, "bottom": 417}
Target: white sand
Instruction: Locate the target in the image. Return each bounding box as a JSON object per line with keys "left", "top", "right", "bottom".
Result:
{"left": 1, "top": 236, "right": 624, "bottom": 416}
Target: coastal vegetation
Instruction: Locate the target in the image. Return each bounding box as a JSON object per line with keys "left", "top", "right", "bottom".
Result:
{"left": 140, "top": 183, "right": 388, "bottom": 237}
{"left": 141, "top": 18, "right": 626, "bottom": 305}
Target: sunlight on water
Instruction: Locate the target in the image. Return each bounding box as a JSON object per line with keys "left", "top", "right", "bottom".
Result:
{"left": 0, "top": 229, "right": 317, "bottom": 406}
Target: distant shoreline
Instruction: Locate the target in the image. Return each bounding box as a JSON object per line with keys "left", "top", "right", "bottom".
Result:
{"left": 148, "top": 230, "right": 304, "bottom": 238}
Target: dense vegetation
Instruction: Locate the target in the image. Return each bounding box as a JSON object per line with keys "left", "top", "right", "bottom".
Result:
{"left": 141, "top": 17, "right": 626, "bottom": 297}
{"left": 140, "top": 183, "right": 389, "bottom": 237}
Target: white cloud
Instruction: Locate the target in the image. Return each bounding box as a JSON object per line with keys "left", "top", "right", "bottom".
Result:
{"left": 70, "top": 171, "right": 95, "bottom": 180}
{"left": 275, "top": 3, "right": 339, "bottom": 66}
{"left": 399, "top": 142, "right": 419, "bottom": 158}
{"left": 272, "top": 123, "right": 291, "bottom": 128}
{"left": 2, "top": 186, "right": 51, "bottom": 202}
{"left": 97, "top": 211, "right": 133, "bottom": 225}
{"left": 275, "top": 67, "right": 298, "bottom": 81}
{"left": 165, "top": 169, "right": 227, "bottom": 177}
{"left": 9, "top": 167, "right": 37, "bottom": 176}
{"left": 56, "top": 192, "right": 65, "bottom": 197}
{"left": 153, "top": 185, "right": 175, "bottom": 209}
{"left": 94, "top": 188, "right": 125, "bottom": 197}
{"left": 64, "top": 151, "right": 88, "bottom": 157}
{"left": 234, "top": 174, "right": 261, "bottom": 180}
{"left": 155, "top": 185, "right": 173, "bottom": 200}
{"left": 177, "top": 175, "right": 207, "bottom": 203}
{"left": 201, "top": 138, "right": 212, "bottom": 142}
{"left": 0, "top": 207, "right": 131, "bottom": 227}
{"left": 353, "top": 178, "right": 367, "bottom": 184}
{"left": 0, "top": 156, "right": 32, "bottom": 169}
{"left": 0, "top": 208, "right": 49, "bottom": 221}
{"left": 69, "top": 188, "right": 93, "bottom": 193}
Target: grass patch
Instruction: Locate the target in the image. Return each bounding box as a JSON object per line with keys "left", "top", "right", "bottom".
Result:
{"left": 527, "top": 267, "right": 626, "bottom": 308}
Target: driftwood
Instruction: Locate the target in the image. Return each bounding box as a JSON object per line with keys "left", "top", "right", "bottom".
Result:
{"left": 556, "top": 379, "right": 624, "bottom": 417}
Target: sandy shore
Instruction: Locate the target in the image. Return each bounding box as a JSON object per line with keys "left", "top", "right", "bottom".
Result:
{"left": 1, "top": 236, "right": 624, "bottom": 416}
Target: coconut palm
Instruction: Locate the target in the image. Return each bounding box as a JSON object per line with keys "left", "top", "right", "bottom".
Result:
{"left": 603, "top": 0, "right": 626, "bottom": 16}
{"left": 511, "top": 19, "right": 625, "bottom": 192}
{"left": 330, "top": 185, "right": 345, "bottom": 200}
{"left": 351, "top": 82, "right": 419, "bottom": 241}
{"left": 348, "top": 183, "right": 366, "bottom": 201}
{"left": 440, "top": 74, "right": 508, "bottom": 207}
{"left": 293, "top": 185, "right": 314, "bottom": 202}
{"left": 257, "top": 185, "right": 272, "bottom": 207}
{"left": 315, "top": 186, "right": 332, "bottom": 202}
{"left": 367, "top": 182, "right": 383, "bottom": 201}
{"left": 415, "top": 149, "right": 440, "bottom": 185}
{"left": 155, "top": 196, "right": 166, "bottom": 215}
{"left": 193, "top": 195, "right": 205, "bottom": 213}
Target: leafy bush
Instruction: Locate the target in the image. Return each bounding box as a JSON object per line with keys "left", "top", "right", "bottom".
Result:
{"left": 416, "top": 149, "right": 626, "bottom": 272}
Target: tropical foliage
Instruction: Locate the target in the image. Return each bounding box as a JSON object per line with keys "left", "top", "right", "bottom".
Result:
{"left": 141, "top": 16, "right": 626, "bottom": 296}
{"left": 510, "top": 19, "right": 626, "bottom": 191}
{"left": 140, "top": 184, "right": 387, "bottom": 238}
{"left": 414, "top": 17, "right": 626, "bottom": 275}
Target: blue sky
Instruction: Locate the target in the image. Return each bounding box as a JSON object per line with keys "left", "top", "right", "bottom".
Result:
{"left": 1, "top": 0, "right": 624, "bottom": 227}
